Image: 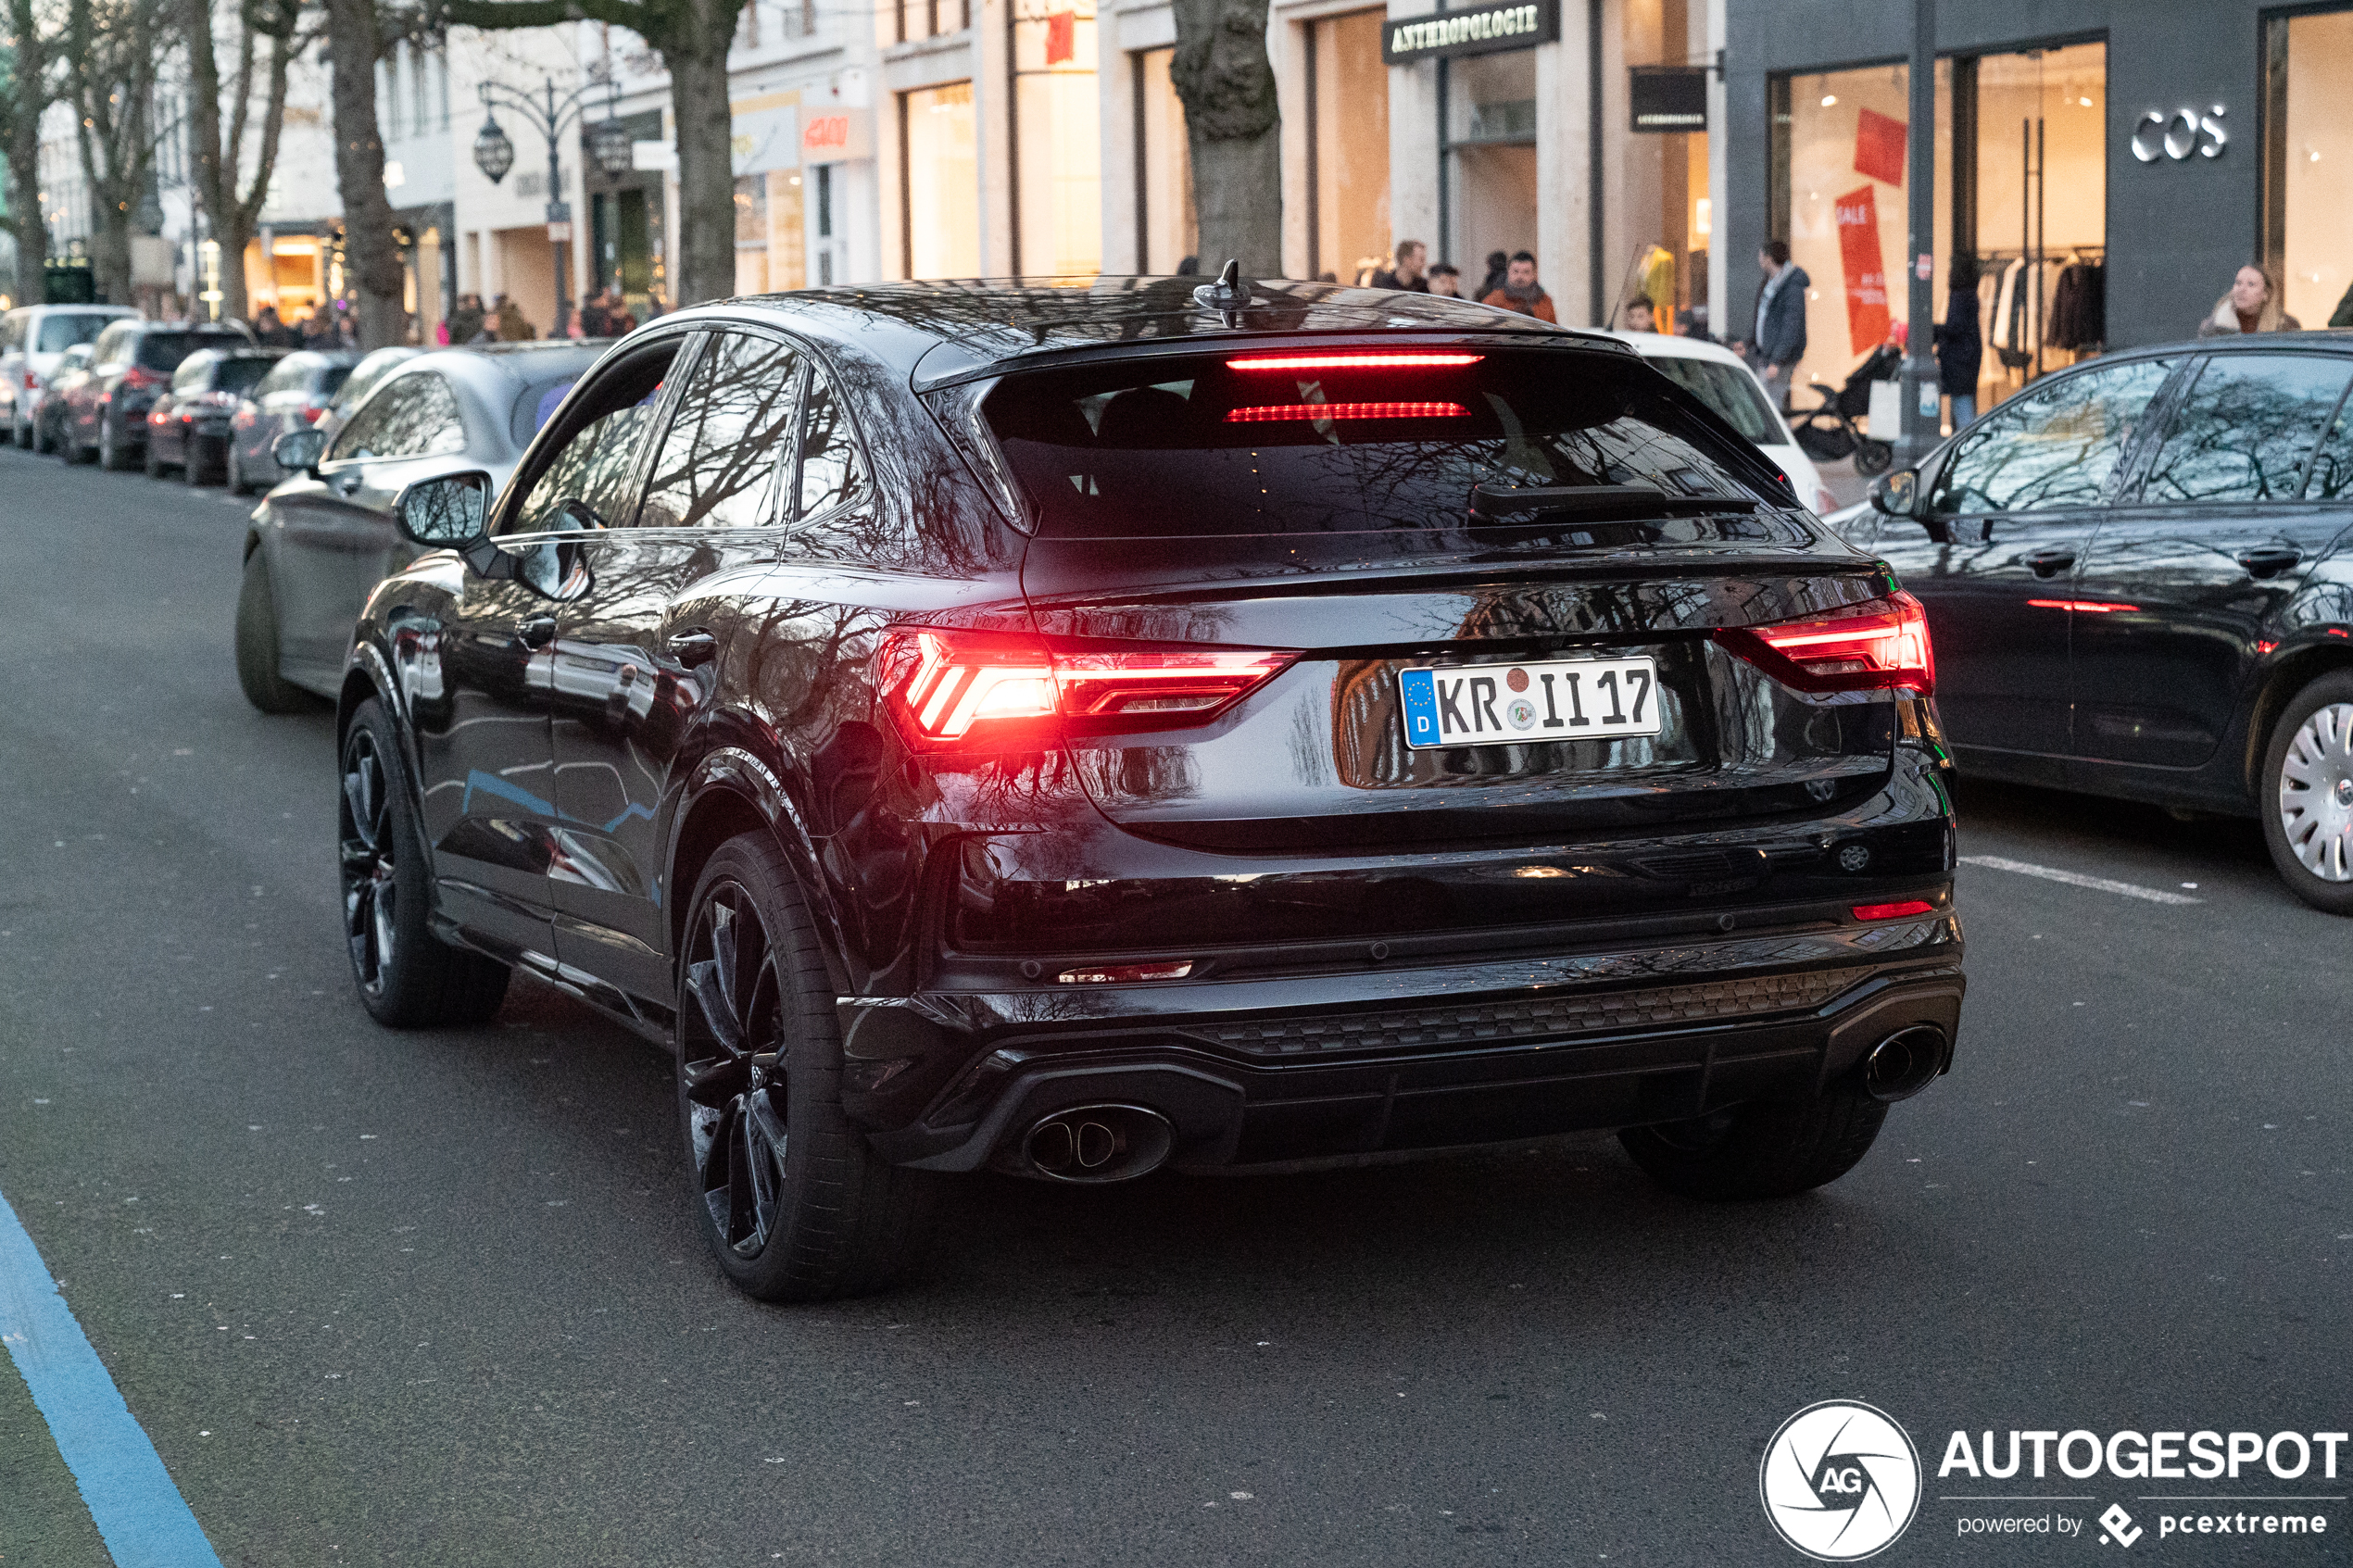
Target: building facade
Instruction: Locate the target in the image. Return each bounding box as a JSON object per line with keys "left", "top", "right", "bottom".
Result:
{"left": 1723, "top": 0, "right": 2353, "bottom": 413}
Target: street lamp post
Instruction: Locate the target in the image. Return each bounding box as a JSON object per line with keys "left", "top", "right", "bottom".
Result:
{"left": 472, "top": 74, "right": 635, "bottom": 338}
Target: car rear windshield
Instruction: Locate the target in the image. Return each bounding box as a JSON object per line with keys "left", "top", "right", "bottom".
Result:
{"left": 38, "top": 314, "right": 117, "bottom": 353}
{"left": 135, "top": 332, "right": 228, "bottom": 370}
{"left": 978, "top": 346, "right": 1772, "bottom": 537}
{"left": 214, "top": 358, "right": 275, "bottom": 393}
{"left": 1641, "top": 356, "right": 1786, "bottom": 446}
{"left": 318, "top": 365, "right": 352, "bottom": 396}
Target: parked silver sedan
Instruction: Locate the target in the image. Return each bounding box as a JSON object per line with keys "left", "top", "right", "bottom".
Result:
{"left": 234, "top": 340, "right": 611, "bottom": 710}
{"left": 225, "top": 349, "right": 357, "bottom": 495}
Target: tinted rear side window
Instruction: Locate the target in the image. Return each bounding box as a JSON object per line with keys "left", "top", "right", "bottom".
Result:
{"left": 978, "top": 348, "right": 1768, "bottom": 537}
{"left": 134, "top": 332, "right": 220, "bottom": 370}
{"left": 216, "top": 358, "right": 276, "bottom": 394}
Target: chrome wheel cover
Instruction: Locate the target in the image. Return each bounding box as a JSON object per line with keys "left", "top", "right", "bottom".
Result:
{"left": 2278, "top": 701, "right": 2353, "bottom": 883}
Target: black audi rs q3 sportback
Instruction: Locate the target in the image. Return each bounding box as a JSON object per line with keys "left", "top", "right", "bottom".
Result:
{"left": 337, "top": 280, "right": 1965, "bottom": 1301}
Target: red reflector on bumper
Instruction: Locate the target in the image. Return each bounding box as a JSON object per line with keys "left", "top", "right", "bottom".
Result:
{"left": 1055, "top": 961, "right": 1194, "bottom": 985}
{"left": 1852, "top": 900, "right": 1936, "bottom": 922}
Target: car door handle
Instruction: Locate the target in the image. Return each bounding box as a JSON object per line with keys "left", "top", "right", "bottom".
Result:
{"left": 517, "top": 615, "right": 558, "bottom": 649}
{"left": 2236, "top": 545, "right": 2302, "bottom": 579}
{"left": 2022, "top": 547, "right": 2078, "bottom": 578}
{"left": 666, "top": 629, "right": 719, "bottom": 668}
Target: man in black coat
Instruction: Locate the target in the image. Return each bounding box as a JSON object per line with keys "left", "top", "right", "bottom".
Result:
{"left": 1741, "top": 240, "right": 1808, "bottom": 406}
{"left": 1932, "top": 257, "right": 1983, "bottom": 432}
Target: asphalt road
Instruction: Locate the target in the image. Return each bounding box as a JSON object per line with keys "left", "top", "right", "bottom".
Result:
{"left": 1, "top": 445, "right": 2347, "bottom": 1568}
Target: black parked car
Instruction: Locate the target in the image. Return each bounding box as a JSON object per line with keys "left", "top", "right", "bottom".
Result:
{"left": 56, "top": 319, "right": 255, "bottom": 469}
{"left": 1850, "top": 334, "right": 2353, "bottom": 912}
{"left": 145, "top": 346, "right": 287, "bottom": 483}
{"left": 340, "top": 282, "right": 1966, "bottom": 1301}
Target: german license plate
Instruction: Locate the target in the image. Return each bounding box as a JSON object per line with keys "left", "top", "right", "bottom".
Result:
{"left": 1397, "top": 656, "right": 1662, "bottom": 749}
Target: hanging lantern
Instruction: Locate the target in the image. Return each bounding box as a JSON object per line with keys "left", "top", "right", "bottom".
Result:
{"left": 587, "top": 116, "right": 635, "bottom": 179}
{"left": 473, "top": 114, "right": 516, "bottom": 184}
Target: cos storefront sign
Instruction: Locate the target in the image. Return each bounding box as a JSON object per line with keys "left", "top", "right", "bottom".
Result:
{"left": 2131, "top": 103, "right": 2228, "bottom": 163}
{"left": 1382, "top": 0, "right": 1558, "bottom": 65}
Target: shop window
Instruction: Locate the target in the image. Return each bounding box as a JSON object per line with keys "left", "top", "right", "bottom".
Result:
{"left": 736, "top": 175, "right": 770, "bottom": 295}
{"left": 2265, "top": 9, "right": 2353, "bottom": 332}
{"left": 1304, "top": 9, "right": 1390, "bottom": 283}
{"left": 1133, "top": 47, "right": 1196, "bottom": 273}
{"left": 901, "top": 82, "right": 981, "bottom": 279}
{"left": 1447, "top": 50, "right": 1536, "bottom": 293}
{"left": 1011, "top": 0, "right": 1101, "bottom": 277}
{"left": 1617, "top": 0, "right": 1708, "bottom": 332}
{"left": 1771, "top": 43, "right": 2101, "bottom": 424}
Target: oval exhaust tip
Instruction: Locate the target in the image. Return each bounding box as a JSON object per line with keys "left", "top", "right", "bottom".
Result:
{"left": 1862, "top": 1025, "right": 1947, "bottom": 1103}
{"left": 1022, "top": 1105, "right": 1176, "bottom": 1183}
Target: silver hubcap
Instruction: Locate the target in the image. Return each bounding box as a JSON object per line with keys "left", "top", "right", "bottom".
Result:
{"left": 2278, "top": 701, "right": 2353, "bottom": 882}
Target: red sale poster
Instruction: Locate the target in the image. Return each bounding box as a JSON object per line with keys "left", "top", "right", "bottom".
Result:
{"left": 1834, "top": 184, "right": 1892, "bottom": 352}
{"left": 1854, "top": 107, "right": 1907, "bottom": 185}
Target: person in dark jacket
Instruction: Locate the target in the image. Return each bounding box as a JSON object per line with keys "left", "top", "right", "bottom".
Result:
{"left": 1932, "top": 256, "right": 1983, "bottom": 433}
{"left": 1477, "top": 251, "right": 1510, "bottom": 302}
{"left": 1742, "top": 240, "right": 1808, "bottom": 404}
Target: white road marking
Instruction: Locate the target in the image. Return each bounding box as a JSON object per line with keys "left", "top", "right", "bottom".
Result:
{"left": 1959, "top": 855, "right": 2204, "bottom": 906}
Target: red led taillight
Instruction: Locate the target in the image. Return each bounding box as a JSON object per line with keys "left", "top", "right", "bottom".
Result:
{"left": 875, "top": 629, "right": 1295, "bottom": 744}
{"left": 1715, "top": 592, "right": 1935, "bottom": 696}
{"left": 1853, "top": 900, "right": 1936, "bottom": 922}
{"left": 1225, "top": 352, "right": 1484, "bottom": 371}
{"left": 120, "top": 367, "right": 165, "bottom": 390}
{"left": 1224, "top": 400, "right": 1468, "bottom": 423}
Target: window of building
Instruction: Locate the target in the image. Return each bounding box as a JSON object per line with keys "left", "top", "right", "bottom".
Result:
{"left": 900, "top": 82, "right": 981, "bottom": 278}
{"left": 1010, "top": 0, "right": 1101, "bottom": 277}
{"left": 736, "top": 175, "right": 770, "bottom": 294}
{"left": 1771, "top": 42, "right": 2102, "bottom": 421}
{"left": 1305, "top": 9, "right": 1390, "bottom": 283}
{"left": 1133, "top": 47, "right": 1195, "bottom": 273}
{"left": 2265, "top": 9, "right": 2353, "bottom": 332}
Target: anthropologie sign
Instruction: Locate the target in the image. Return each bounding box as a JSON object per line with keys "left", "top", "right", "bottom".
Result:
{"left": 1381, "top": 0, "right": 1559, "bottom": 64}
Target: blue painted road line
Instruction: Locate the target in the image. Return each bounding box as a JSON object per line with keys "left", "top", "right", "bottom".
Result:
{"left": 0, "top": 1186, "right": 224, "bottom": 1568}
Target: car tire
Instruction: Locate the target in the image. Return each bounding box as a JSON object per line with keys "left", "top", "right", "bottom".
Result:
{"left": 99, "top": 415, "right": 132, "bottom": 470}
{"left": 339, "top": 697, "right": 512, "bottom": 1027}
{"left": 1618, "top": 1082, "right": 1889, "bottom": 1200}
{"left": 2259, "top": 669, "right": 2353, "bottom": 915}
{"left": 187, "top": 436, "right": 218, "bottom": 486}
{"left": 144, "top": 437, "right": 166, "bottom": 478}
{"left": 60, "top": 420, "right": 88, "bottom": 463}
{"left": 674, "top": 833, "right": 938, "bottom": 1302}
{"left": 234, "top": 551, "right": 318, "bottom": 714}
{"left": 225, "top": 445, "right": 247, "bottom": 495}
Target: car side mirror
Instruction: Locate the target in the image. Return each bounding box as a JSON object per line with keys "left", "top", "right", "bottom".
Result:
{"left": 392, "top": 470, "right": 492, "bottom": 550}
{"left": 1869, "top": 468, "right": 1919, "bottom": 518}
{"left": 272, "top": 428, "right": 327, "bottom": 476}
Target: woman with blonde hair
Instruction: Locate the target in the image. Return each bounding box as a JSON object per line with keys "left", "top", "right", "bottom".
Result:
{"left": 2199, "top": 264, "right": 2301, "bottom": 336}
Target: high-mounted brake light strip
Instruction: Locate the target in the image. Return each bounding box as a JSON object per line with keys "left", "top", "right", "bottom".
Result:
{"left": 1225, "top": 352, "right": 1485, "bottom": 371}
{"left": 1224, "top": 400, "right": 1469, "bottom": 423}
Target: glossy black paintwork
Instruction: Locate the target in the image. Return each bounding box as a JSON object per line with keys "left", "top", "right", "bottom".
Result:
{"left": 1866, "top": 335, "right": 2353, "bottom": 812}
{"left": 345, "top": 286, "right": 1961, "bottom": 1162}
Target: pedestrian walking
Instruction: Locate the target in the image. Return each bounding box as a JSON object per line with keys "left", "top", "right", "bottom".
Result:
{"left": 447, "top": 293, "right": 487, "bottom": 345}
{"left": 1932, "top": 256, "right": 1982, "bottom": 432}
{"left": 2197, "top": 263, "right": 2300, "bottom": 335}
{"left": 1479, "top": 252, "right": 1556, "bottom": 321}
{"left": 1477, "top": 250, "right": 1509, "bottom": 302}
{"left": 1428, "top": 263, "right": 1462, "bottom": 298}
{"left": 578, "top": 289, "right": 612, "bottom": 338}
{"left": 1740, "top": 240, "right": 1809, "bottom": 402}
{"left": 1371, "top": 240, "right": 1430, "bottom": 293}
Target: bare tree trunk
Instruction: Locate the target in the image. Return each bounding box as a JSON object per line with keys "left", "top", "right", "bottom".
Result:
{"left": 68, "top": 0, "right": 164, "bottom": 306}
{"left": 186, "top": 0, "right": 296, "bottom": 323}
{"left": 3, "top": 0, "right": 53, "bottom": 306}
{"left": 667, "top": 0, "right": 735, "bottom": 307}
{"left": 326, "top": 0, "right": 405, "bottom": 345}
{"left": 1168, "top": 0, "right": 1280, "bottom": 278}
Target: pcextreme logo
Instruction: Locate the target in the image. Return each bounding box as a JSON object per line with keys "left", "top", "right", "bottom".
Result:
{"left": 1761, "top": 1401, "right": 1924, "bottom": 1561}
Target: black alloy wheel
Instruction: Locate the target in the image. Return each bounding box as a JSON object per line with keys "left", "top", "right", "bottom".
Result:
{"left": 337, "top": 698, "right": 511, "bottom": 1026}
{"left": 675, "top": 834, "right": 935, "bottom": 1301}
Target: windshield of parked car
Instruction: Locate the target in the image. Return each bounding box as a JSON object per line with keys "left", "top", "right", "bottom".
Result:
{"left": 981, "top": 347, "right": 1774, "bottom": 537}
{"left": 37, "top": 314, "right": 117, "bottom": 353}
{"left": 1640, "top": 356, "right": 1789, "bottom": 446}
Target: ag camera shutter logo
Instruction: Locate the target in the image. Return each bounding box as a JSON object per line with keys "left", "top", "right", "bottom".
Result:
{"left": 1761, "top": 1400, "right": 1922, "bottom": 1561}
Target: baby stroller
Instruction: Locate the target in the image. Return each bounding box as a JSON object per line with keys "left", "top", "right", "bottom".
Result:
{"left": 1787, "top": 345, "right": 1898, "bottom": 477}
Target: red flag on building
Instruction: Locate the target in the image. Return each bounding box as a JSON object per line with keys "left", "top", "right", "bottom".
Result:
{"left": 1046, "top": 10, "right": 1076, "bottom": 63}
{"left": 1834, "top": 184, "right": 1893, "bottom": 353}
